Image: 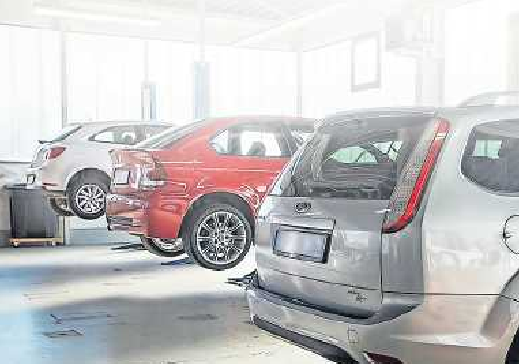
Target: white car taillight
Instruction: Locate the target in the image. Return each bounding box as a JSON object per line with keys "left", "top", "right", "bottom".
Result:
{"left": 46, "top": 146, "right": 66, "bottom": 160}
{"left": 382, "top": 118, "right": 450, "bottom": 234}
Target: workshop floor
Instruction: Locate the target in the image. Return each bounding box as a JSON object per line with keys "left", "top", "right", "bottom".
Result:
{"left": 0, "top": 245, "right": 328, "bottom": 364}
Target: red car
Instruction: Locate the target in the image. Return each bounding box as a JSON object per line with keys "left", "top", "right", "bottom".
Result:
{"left": 106, "top": 116, "right": 314, "bottom": 270}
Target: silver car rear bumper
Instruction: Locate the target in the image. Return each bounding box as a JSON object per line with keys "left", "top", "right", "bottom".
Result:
{"left": 247, "top": 286, "right": 519, "bottom": 364}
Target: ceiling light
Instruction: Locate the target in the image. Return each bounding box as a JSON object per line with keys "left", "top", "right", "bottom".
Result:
{"left": 34, "top": 4, "right": 161, "bottom": 26}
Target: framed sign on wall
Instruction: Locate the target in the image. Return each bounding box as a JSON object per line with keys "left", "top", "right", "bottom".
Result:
{"left": 351, "top": 32, "right": 381, "bottom": 92}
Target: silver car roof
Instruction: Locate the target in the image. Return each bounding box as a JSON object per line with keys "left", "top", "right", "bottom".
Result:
{"left": 323, "top": 106, "right": 519, "bottom": 130}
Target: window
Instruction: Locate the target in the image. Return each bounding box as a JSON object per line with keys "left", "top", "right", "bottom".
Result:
{"left": 67, "top": 33, "right": 144, "bottom": 122}
{"left": 210, "top": 130, "right": 229, "bottom": 154}
{"left": 148, "top": 41, "right": 196, "bottom": 123}
{"left": 91, "top": 126, "right": 138, "bottom": 145}
{"left": 0, "top": 25, "right": 61, "bottom": 161}
{"left": 240, "top": 130, "right": 282, "bottom": 157}
{"left": 325, "top": 141, "right": 403, "bottom": 166}
{"left": 140, "top": 125, "right": 169, "bottom": 140}
{"left": 279, "top": 116, "right": 430, "bottom": 199}
{"left": 210, "top": 124, "right": 291, "bottom": 158}
{"left": 351, "top": 33, "right": 381, "bottom": 92}
{"left": 472, "top": 140, "right": 502, "bottom": 159}
{"left": 461, "top": 120, "right": 519, "bottom": 193}
{"left": 328, "top": 146, "right": 378, "bottom": 164}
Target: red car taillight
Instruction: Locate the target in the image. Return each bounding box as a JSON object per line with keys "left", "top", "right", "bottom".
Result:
{"left": 382, "top": 118, "right": 450, "bottom": 234}
{"left": 47, "top": 146, "right": 66, "bottom": 160}
{"left": 111, "top": 149, "right": 167, "bottom": 190}
{"left": 138, "top": 157, "right": 167, "bottom": 190}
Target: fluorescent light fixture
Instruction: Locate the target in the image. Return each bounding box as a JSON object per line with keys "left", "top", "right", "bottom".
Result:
{"left": 34, "top": 4, "right": 161, "bottom": 26}
{"left": 234, "top": 2, "right": 350, "bottom": 47}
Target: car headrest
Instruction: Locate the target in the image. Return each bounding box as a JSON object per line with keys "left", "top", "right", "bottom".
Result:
{"left": 248, "top": 141, "right": 266, "bottom": 157}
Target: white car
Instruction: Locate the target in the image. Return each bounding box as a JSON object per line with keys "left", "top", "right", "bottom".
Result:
{"left": 26, "top": 121, "right": 170, "bottom": 220}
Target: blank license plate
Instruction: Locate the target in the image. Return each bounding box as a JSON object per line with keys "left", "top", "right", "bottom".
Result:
{"left": 274, "top": 229, "right": 329, "bottom": 263}
{"left": 113, "top": 170, "right": 130, "bottom": 185}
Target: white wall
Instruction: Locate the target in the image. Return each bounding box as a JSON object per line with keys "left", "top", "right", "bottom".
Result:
{"left": 444, "top": 0, "right": 519, "bottom": 106}
{"left": 302, "top": 34, "right": 417, "bottom": 119}
{"left": 208, "top": 46, "right": 297, "bottom": 117}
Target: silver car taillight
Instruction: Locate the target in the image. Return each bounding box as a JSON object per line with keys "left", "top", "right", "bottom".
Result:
{"left": 382, "top": 118, "right": 450, "bottom": 234}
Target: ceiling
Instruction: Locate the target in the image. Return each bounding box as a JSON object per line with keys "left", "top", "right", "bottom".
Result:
{"left": 0, "top": 0, "right": 478, "bottom": 51}
{"left": 125, "top": 0, "right": 344, "bottom": 22}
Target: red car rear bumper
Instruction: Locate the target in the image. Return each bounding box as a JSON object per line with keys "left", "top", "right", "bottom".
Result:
{"left": 106, "top": 192, "right": 188, "bottom": 240}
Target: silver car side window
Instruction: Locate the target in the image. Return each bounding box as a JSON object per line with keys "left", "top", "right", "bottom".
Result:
{"left": 461, "top": 119, "right": 519, "bottom": 193}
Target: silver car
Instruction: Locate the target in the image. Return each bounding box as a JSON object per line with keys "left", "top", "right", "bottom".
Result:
{"left": 247, "top": 105, "right": 519, "bottom": 363}
{"left": 26, "top": 121, "right": 170, "bottom": 220}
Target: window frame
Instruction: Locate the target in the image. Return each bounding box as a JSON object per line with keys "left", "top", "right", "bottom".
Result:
{"left": 351, "top": 32, "right": 382, "bottom": 92}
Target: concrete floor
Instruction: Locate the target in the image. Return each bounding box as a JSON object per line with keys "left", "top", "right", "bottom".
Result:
{"left": 0, "top": 245, "right": 329, "bottom": 364}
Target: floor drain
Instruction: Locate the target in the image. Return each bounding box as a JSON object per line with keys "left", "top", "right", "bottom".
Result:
{"left": 177, "top": 313, "right": 218, "bottom": 321}
{"left": 42, "top": 330, "right": 82, "bottom": 338}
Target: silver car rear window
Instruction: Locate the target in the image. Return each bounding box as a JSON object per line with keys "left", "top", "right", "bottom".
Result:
{"left": 273, "top": 116, "right": 431, "bottom": 200}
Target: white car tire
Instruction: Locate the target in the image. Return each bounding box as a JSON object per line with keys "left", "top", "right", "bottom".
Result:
{"left": 68, "top": 172, "right": 109, "bottom": 220}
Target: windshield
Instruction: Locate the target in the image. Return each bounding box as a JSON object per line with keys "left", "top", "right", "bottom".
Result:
{"left": 41, "top": 125, "right": 82, "bottom": 143}
{"left": 137, "top": 120, "right": 207, "bottom": 149}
